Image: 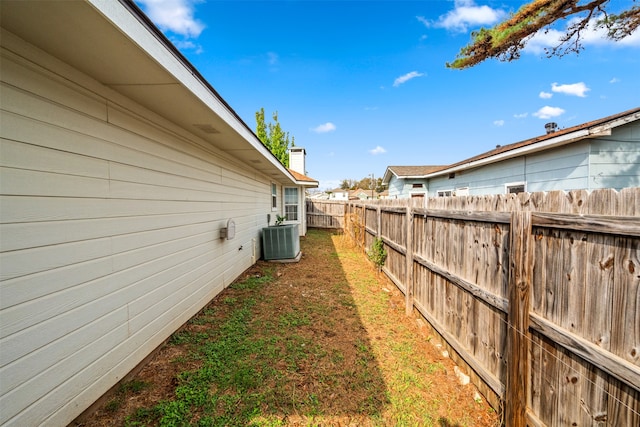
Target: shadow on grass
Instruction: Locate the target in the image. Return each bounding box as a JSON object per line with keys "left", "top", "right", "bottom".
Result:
{"left": 124, "top": 229, "right": 390, "bottom": 426}
{"left": 438, "top": 417, "right": 465, "bottom": 427}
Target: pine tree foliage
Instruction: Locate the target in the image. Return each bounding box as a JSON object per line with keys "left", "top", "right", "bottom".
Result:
{"left": 448, "top": 0, "right": 640, "bottom": 69}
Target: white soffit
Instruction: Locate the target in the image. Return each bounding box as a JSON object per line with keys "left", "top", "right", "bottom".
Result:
{"left": 0, "top": 0, "right": 295, "bottom": 184}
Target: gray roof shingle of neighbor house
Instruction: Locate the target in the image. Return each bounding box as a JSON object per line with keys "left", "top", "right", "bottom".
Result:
{"left": 386, "top": 165, "right": 446, "bottom": 177}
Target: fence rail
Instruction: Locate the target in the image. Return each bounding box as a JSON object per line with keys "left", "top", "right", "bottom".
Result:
{"left": 305, "top": 200, "right": 346, "bottom": 229}
{"left": 306, "top": 188, "right": 640, "bottom": 427}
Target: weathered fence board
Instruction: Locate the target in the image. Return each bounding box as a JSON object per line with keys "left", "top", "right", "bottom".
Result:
{"left": 307, "top": 188, "right": 640, "bottom": 426}
{"left": 305, "top": 200, "right": 345, "bottom": 229}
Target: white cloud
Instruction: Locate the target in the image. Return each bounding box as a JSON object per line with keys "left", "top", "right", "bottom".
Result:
{"left": 524, "top": 14, "right": 640, "bottom": 55}
{"left": 609, "top": 77, "right": 620, "bottom": 84}
{"left": 539, "top": 91, "right": 553, "bottom": 99}
{"left": 493, "top": 120, "right": 505, "bottom": 126}
{"left": 514, "top": 113, "right": 528, "bottom": 119}
{"left": 267, "top": 52, "right": 279, "bottom": 66}
{"left": 430, "top": 0, "right": 505, "bottom": 32}
{"left": 137, "top": 0, "right": 205, "bottom": 38}
{"left": 311, "top": 122, "right": 336, "bottom": 133}
{"left": 369, "top": 146, "right": 386, "bottom": 155}
{"left": 393, "top": 71, "right": 424, "bottom": 87}
{"left": 533, "top": 106, "right": 565, "bottom": 119}
{"left": 576, "top": 16, "right": 640, "bottom": 47}
{"left": 416, "top": 16, "right": 429, "bottom": 26}
{"left": 172, "top": 39, "right": 203, "bottom": 54}
{"left": 552, "top": 82, "right": 590, "bottom": 97}
{"left": 523, "top": 28, "right": 564, "bottom": 55}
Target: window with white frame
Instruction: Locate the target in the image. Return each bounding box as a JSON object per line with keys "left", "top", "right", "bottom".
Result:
{"left": 271, "top": 183, "right": 277, "bottom": 210}
{"left": 437, "top": 190, "right": 453, "bottom": 197}
{"left": 284, "top": 187, "right": 298, "bottom": 221}
{"left": 505, "top": 182, "right": 526, "bottom": 194}
{"left": 455, "top": 187, "right": 469, "bottom": 196}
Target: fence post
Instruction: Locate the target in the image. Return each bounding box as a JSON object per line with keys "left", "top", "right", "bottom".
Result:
{"left": 405, "top": 206, "right": 414, "bottom": 316}
{"left": 360, "top": 205, "right": 365, "bottom": 248}
{"left": 345, "top": 202, "right": 350, "bottom": 237}
{"left": 506, "top": 211, "right": 533, "bottom": 426}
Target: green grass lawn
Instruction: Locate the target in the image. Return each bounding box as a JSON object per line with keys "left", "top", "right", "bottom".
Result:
{"left": 98, "top": 229, "right": 497, "bottom": 427}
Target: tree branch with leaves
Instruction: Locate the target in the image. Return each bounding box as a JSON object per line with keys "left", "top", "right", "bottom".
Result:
{"left": 447, "top": 0, "right": 640, "bottom": 69}
{"left": 255, "top": 108, "right": 295, "bottom": 167}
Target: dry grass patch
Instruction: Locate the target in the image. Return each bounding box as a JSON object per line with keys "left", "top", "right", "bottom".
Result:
{"left": 79, "top": 229, "right": 499, "bottom": 427}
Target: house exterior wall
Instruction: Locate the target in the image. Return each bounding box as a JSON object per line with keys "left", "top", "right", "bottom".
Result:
{"left": 386, "top": 175, "right": 405, "bottom": 198}
{"left": 589, "top": 121, "right": 640, "bottom": 189}
{"left": 386, "top": 176, "right": 427, "bottom": 199}
{"left": 429, "top": 157, "right": 524, "bottom": 196}
{"left": 427, "top": 143, "right": 593, "bottom": 196}
{"left": 329, "top": 191, "right": 348, "bottom": 200}
{"left": 0, "top": 32, "right": 275, "bottom": 426}
{"left": 525, "top": 141, "right": 590, "bottom": 192}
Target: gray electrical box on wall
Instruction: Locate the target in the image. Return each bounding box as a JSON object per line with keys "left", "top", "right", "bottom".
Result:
{"left": 220, "top": 219, "right": 236, "bottom": 240}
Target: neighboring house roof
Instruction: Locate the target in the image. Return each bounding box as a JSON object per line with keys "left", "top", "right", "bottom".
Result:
{"left": 428, "top": 106, "right": 640, "bottom": 178}
{"left": 383, "top": 107, "right": 640, "bottom": 182}
{"left": 382, "top": 165, "right": 444, "bottom": 185}
{"left": 350, "top": 188, "right": 373, "bottom": 199}
{"left": 0, "top": 0, "right": 310, "bottom": 188}
{"left": 328, "top": 188, "right": 348, "bottom": 193}
{"left": 307, "top": 191, "right": 329, "bottom": 199}
{"left": 288, "top": 169, "right": 319, "bottom": 187}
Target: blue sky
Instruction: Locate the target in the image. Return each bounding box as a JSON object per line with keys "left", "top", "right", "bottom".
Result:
{"left": 135, "top": 0, "right": 640, "bottom": 190}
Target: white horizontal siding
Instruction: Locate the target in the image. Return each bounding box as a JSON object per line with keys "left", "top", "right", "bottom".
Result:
{"left": 0, "top": 211, "right": 219, "bottom": 252}
{"left": 0, "top": 37, "right": 272, "bottom": 426}
{"left": 0, "top": 309, "right": 130, "bottom": 427}
{"left": 0, "top": 196, "right": 220, "bottom": 223}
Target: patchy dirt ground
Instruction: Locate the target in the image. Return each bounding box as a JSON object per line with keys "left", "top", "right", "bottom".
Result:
{"left": 76, "top": 230, "right": 499, "bottom": 426}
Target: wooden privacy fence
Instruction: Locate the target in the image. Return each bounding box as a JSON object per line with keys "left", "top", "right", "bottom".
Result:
{"left": 306, "top": 200, "right": 346, "bottom": 229}
{"left": 327, "top": 189, "right": 640, "bottom": 427}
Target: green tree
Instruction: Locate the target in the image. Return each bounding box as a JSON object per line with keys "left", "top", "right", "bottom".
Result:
{"left": 255, "top": 108, "right": 295, "bottom": 167}
{"left": 340, "top": 179, "right": 357, "bottom": 190}
{"left": 340, "top": 177, "right": 384, "bottom": 193}
{"left": 448, "top": 0, "right": 640, "bottom": 69}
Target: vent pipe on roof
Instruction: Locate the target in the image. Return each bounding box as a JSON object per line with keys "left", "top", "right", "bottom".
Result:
{"left": 545, "top": 122, "right": 558, "bottom": 134}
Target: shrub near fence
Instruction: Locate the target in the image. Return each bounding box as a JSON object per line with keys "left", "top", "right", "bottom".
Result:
{"left": 308, "top": 188, "right": 640, "bottom": 427}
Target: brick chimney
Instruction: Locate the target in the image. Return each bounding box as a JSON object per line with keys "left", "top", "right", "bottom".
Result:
{"left": 289, "top": 147, "right": 306, "bottom": 175}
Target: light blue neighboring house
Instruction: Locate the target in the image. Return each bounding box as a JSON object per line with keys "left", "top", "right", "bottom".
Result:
{"left": 382, "top": 107, "right": 640, "bottom": 198}
{"left": 382, "top": 166, "right": 444, "bottom": 200}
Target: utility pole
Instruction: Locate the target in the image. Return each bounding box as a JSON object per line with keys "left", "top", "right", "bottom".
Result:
{"left": 370, "top": 173, "right": 375, "bottom": 200}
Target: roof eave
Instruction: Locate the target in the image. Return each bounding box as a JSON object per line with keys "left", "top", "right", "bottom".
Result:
{"left": 0, "top": 0, "right": 297, "bottom": 186}
{"left": 425, "top": 129, "right": 593, "bottom": 178}
{"left": 424, "top": 110, "right": 640, "bottom": 179}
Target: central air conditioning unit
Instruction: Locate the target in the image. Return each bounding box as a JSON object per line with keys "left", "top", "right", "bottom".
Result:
{"left": 262, "top": 224, "right": 300, "bottom": 260}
